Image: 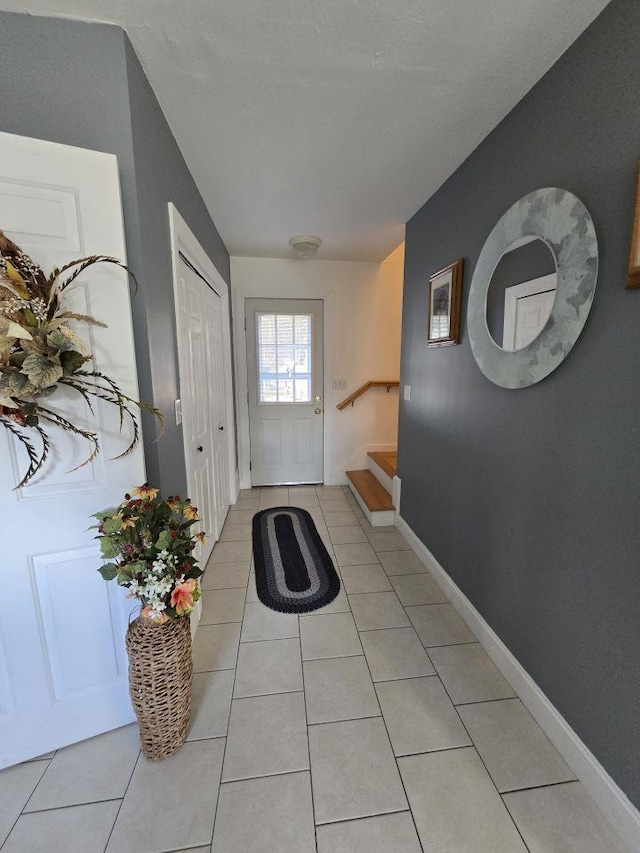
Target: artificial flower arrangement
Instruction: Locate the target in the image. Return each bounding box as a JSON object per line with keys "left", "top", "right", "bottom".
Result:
{"left": 93, "top": 485, "right": 206, "bottom": 622}
{"left": 0, "top": 230, "right": 163, "bottom": 488}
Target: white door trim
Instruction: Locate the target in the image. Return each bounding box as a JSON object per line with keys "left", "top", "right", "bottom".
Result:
{"left": 234, "top": 293, "right": 329, "bottom": 489}
{"left": 234, "top": 294, "right": 254, "bottom": 490}
{"left": 168, "top": 203, "right": 239, "bottom": 513}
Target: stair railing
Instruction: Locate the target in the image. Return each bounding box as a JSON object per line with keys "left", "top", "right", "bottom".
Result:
{"left": 336, "top": 381, "right": 400, "bottom": 411}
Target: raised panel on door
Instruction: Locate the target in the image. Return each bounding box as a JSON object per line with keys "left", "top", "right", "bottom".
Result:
{"left": 514, "top": 289, "right": 557, "bottom": 350}
{"left": 292, "top": 418, "right": 314, "bottom": 466}
{"left": 0, "top": 132, "right": 146, "bottom": 767}
{"left": 32, "top": 548, "right": 128, "bottom": 700}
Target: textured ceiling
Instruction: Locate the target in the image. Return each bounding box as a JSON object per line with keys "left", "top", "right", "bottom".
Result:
{"left": 0, "top": 0, "right": 610, "bottom": 260}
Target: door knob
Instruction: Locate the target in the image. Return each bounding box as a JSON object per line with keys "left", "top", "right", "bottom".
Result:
{"left": 219, "top": 426, "right": 224, "bottom": 431}
{"left": 197, "top": 446, "right": 203, "bottom": 452}
{"left": 314, "top": 408, "right": 322, "bottom": 415}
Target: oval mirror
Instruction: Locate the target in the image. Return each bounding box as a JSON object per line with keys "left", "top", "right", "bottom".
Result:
{"left": 467, "top": 187, "right": 598, "bottom": 389}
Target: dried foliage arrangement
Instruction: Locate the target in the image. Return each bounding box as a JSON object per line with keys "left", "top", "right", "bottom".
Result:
{"left": 0, "top": 231, "right": 163, "bottom": 487}
{"left": 93, "top": 485, "right": 205, "bottom": 622}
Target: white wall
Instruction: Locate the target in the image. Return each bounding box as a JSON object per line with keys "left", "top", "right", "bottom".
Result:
{"left": 231, "top": 248, "right": 404, "bottom": 486}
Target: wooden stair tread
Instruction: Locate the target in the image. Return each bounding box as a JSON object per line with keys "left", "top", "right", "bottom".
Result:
{"left": 346, "top": 470, "right": 394, "bottom": 512}
{"left": 367, "top": 451, "right": 397, "bottom": 479}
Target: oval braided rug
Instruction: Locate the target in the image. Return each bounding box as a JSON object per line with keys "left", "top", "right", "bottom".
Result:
{"left": 252, "top": 506, "right": 341, "bottom": 614}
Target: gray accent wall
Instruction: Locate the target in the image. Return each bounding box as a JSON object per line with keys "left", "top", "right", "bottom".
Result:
{"left": 123, "top": 39, "right": 231, "bottom": 492}
{"left": 0, "top": 11, "right": 230, "bottom": 495}
{"left": 399, "top": 0, "right": 640, "bottom": 807}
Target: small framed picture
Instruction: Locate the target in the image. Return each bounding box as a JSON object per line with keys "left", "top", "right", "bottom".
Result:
{"left": 427, "top": 258, "right": 464, "bottom": 346}
{"left": 626, "top": 158, "right": 640, "bottom": 290}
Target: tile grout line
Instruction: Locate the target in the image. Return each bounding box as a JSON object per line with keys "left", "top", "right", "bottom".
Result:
{"left": 210, "top": 537, "right": 252, "bottom": 852}
{"left": 331, "top": 495, "right": 429, "bottom": 849}
{"left": 2, "top": 757, "right": 50, "bottom": 849}
{"left": 307, "top": 712, "right": 382, "bottom": 727}
{"left": 422, "top": 633, "right": 533, "bottom": 852}
{"left": 298, "top": 609, "right": 320, "bottom": 853}
{"left": 354, "top": 593, "right": 427, "bottom": 853}
{"left": 20, "top": 796, "right": 126, "bottom": 817}
{"left": 354, "top": 511, "right": 529, "bottom": 852}
{"left": 101, "top": 746, "right": 143, "bottom": 853}
{"left": 15, "top": 755, "right": 50, "bottom": 813}
{"left": 362, "top": 519, "right": 534, "bottom": 851}
{"left": 308, "top": 489, "right": 418, "bottom": 842}
{"left": 454, "top": 694, "right": 523, "bottom": 708}
{"left": 218, "top": 765, "right": 313, "bottom": 786}
{"left": 500, "top": 777, "right": 580, "bottom": 796}
{"left": 314, "top": 805, "right": 412, "bottom": 828}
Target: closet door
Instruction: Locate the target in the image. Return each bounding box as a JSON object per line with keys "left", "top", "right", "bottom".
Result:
{"left": 175, "top": 258, "right": 230, "bottom": 557}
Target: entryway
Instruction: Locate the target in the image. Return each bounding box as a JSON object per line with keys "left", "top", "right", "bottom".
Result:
{"left": 245, "top": 298, "right": 323, "bottom": 486}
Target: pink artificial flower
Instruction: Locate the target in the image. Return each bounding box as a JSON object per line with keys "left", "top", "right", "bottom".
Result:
{"left": 171, "top": 578, "right": 197, "bottom": 616}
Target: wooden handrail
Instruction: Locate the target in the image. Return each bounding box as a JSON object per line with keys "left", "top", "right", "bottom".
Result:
{"left": 336, "top": 380, "right": 400, "bottom": 411}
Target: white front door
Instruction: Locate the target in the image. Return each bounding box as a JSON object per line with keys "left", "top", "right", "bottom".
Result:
{"left": 246, "top": 298, "right": 323, "bottom": 485}
{"left": 175, "top": 258, "right": 230, "bottom": 554}
{"left": 0, "top": 132, "right": 146, "bottom": 767}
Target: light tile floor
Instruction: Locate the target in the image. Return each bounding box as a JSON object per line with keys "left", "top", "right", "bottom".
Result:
{"left": 0, "top": 485, "right": 633, "bottom": 852}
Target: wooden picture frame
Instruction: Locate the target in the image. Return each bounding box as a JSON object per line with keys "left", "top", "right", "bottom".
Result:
{"left": 626, "top": 158, "right": 640, "bottom": 289}
{"left": 427, "top": 258, "right": 463, "bottom": 346}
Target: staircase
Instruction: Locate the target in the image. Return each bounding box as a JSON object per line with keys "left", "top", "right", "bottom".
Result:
{"left": 346, "top": 450, "right": 397, "bottom": 527}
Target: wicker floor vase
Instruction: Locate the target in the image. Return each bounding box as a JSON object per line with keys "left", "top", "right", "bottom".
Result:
{"left": 126, "top": 615, "right": 193, "bottom": 761}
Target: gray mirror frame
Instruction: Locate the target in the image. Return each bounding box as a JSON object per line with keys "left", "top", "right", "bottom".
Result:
{"left": 467, "top": 187, "right": 598, "bottom": 389}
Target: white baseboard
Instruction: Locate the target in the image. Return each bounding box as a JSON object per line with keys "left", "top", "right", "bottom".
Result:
{"left": 392, "top": 475, "right": 401, "bottom": 522}
{"left": 396, "top": 514, "right": 640, "bottom": 852}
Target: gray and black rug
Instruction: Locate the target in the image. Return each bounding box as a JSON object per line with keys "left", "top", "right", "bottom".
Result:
{"left": 252, "top": 506, "right": 341, "bottom": 614}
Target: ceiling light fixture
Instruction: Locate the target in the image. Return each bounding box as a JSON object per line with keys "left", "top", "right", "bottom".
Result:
{"left": 289, "top": 235, "right": 322, "bottom": 259}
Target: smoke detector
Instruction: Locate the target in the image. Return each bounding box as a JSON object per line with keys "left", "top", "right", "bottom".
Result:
{"left": 289, "top": 235, "right": 322, "bottom": 259}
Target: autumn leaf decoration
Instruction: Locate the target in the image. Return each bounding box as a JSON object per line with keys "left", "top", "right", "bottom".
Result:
{"left": 0, "top": 230, "right": 163, "bottom": 488}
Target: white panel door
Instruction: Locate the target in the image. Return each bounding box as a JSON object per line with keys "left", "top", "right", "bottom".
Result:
{"left": 503, "top": 273, "right": 557, "bottom": 351}
{"left": 246, "top": 298, "right": 323, "bottom": 485}
{"left": 0, "top": 132, "right": 146, "bottom": 767}
{"left": 175, "top": 259, "right": 229, "bottom": 551}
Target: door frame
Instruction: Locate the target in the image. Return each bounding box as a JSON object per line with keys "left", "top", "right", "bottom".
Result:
{"left": 168, "top": 202, "right": 238, "bottom": 530}
{"left": 234, "top": 292, "right": 328, "bottom": 490}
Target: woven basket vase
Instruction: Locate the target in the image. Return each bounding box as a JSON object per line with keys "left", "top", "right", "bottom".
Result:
{"left": 125, "top": 615, "right": 193, "bottom": 761}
